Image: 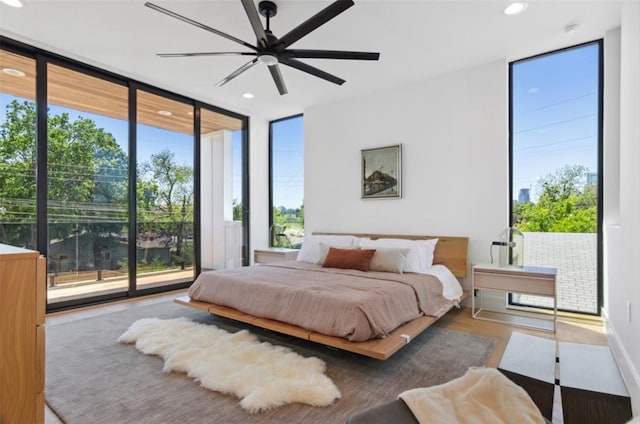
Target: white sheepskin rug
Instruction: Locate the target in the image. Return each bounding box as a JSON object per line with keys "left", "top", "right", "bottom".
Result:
{"left": 118, "top": 317, "right": 341, "bottom": 413}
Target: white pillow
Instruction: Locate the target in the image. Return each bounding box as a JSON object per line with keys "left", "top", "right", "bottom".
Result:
{"left": 296, "top": 235, "right": 357, "bottom": 263}
{"left": 358, "top": 238, "right": 438, "bottom": 273}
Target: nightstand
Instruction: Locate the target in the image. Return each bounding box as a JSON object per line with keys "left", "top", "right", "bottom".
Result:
{"left": 472, "top": 263, "right": 557, "bottom": 332}
{"left": 253, "top": 248, "right": 299, "bottom": 264}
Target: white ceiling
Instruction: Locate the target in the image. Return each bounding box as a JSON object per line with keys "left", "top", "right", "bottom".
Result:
{"left": 0, "top": 0, "right": 624, "bottom": 121}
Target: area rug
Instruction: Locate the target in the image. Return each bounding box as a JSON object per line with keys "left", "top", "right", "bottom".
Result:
{"left": 46, "top": 301, "right": 496, "bottom": 424}
{"left": 118, "top": 317, "right": 341, "bottom": 413}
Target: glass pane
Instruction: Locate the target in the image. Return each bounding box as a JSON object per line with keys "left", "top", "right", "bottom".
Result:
{"left": 0, "top": 50, "right": 37, "bottom": 249}
{"left": 270, "top": 116, "right": 304, "bottom": 248}
{"left": 511, "top": 43, "right": 600, "bottom": 314}
{"left": 47, "top": 64, "right": 129, "bottom": 304}
{"left": 200, "top": 108, "right": 244, "bottom": 270}
{"left": 136, "top": 90, "right": 194, "bottom": 287}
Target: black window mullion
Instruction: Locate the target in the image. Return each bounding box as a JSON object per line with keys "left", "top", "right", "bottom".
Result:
{"left": 128, "top": 85, "right": 138, "bottom": 296}
{"left": 35, "top": 56, "right": 48, "bottom": 257}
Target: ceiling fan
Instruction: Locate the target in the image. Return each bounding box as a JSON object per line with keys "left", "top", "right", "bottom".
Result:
{"left": 145, "top": 0, "right": 380, "bottom": 95}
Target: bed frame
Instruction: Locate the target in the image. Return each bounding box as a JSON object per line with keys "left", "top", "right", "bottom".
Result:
{"left": 175, "top": 234, "right": 469, "bottom": 360}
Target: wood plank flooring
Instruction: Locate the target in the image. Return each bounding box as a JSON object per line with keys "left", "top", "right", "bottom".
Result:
{"left": 44, "top": 291, "right": 608, "bottom": 423}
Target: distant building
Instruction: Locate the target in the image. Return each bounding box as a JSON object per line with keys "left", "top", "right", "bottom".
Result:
{"left": 518, "top": 188, "right": 530, "bottom": 203}
{"left": 587, "top": 172, "right": 598, "bottom": 185}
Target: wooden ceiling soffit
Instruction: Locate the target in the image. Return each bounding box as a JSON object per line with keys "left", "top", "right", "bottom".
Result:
{"left": 0, "top": 49, "right": 242, "bottom": 135}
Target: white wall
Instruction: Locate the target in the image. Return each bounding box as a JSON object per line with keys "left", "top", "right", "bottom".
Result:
{"left": 304, "top": 60, "right": 509, "bottom": 294}
{"left": 604, "top": 1, "right": 640, "bottom": 415}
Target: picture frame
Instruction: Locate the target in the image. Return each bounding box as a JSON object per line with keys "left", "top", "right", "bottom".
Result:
{"left": 361, "top": 144, "right": 402, "bottom": 199}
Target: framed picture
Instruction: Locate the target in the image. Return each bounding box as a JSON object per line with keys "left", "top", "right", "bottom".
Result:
{"left": 361, "top": 144, "right": 401, "bottom": 199}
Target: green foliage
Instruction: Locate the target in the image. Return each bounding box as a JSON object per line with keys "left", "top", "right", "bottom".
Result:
{"left": 0, "top": 100, "right": 128, "bottom": 249}
{"left": 1, "top": 100, "right": 194, "bottom": 273}
{"left": 514, "top": 165, "right": 597, "bottom": 233}
{"left": 270, "top": 203, "right": 304, "bottom": 247}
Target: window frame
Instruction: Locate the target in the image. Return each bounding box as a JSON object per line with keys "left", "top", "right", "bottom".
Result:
{"left": 508, "top": 39, "right": 604, "bottom": 316}
{"left": 268, "top": 114, "right": 304, "bottom": 248}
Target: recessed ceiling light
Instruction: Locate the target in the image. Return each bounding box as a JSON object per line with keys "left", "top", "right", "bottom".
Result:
{"left": 158, "top": 110, "right": 172, "bottom": 116}
{"left": 242, "top": 93, "right": 254, "bottom": 99}
{"left": 0, "top": 0, "right": 24, "bottom": 8}
{"left": 503, "top": 2, "right": 527, "bottom": 15}
{"left": 2, "top": 67, "right": 26, "bottom": 77}
{"left": 187, "top": 111, "right": 193, "bottom": 115}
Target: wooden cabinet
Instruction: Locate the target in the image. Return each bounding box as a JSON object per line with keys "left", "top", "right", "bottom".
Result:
{"left": 0, "top": 244, "right": 46, "bottom": 424}
{"left": 472, "top": 263, "right": 557, "bottom": 332}
{"left": 253, "top": 248, "right": 299, "bottom": 264}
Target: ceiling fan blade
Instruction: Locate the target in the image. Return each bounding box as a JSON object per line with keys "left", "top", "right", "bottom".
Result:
{"left": 145, "top": 2, "right": 257, "bottom": 51}
{"left": 240, "top": 0, "right": 269, "bottom": 48}
{"left": 275, "top": 0, "right": 354, "bottom": 50}
{"left": 283, "top": 49, "right": 379, "bottom": 61}
{"left": 279, "top": 57, "right": 345, "bottom": 85}
{"left": 215, "top": 58, "right": 259, "bottom": 87}
{"left": 268, "top": 64, "right": 288, "bottom": 95}
{"left": 158, "top": 52, "right": 257, "bottom": 58}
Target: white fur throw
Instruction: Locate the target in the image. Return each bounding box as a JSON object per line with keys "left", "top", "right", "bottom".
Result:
{"left": 118, "top": 317, "right": 341, "bottom": 413}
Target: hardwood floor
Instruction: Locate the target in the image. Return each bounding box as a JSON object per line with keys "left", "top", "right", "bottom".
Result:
{"left": 44, "top": 292, "right": 608, "bottom": 423}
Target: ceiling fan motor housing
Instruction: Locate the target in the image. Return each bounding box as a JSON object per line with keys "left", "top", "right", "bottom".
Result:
{"left": 259, "top": 1, "right": 277, "bottom": 18}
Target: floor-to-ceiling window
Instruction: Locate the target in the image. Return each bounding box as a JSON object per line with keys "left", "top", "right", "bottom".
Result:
{"left": 0, "top": 37, "right": 249, "bottom": 310}
{"left": 46, "top": 64, "right": 129, "bottom": 304}
{"left": 510, "top": 41, "right": 602, "bottom": 315}
{"left": 269, "top": 114, "right": 304, "bottom": 248}
{"left": 0, "top": 50, "right": 37, "bottom": 250}
{"left": 200, "top": 108, "right": 245, "bottom": 270}
{"left": 136, "top": 90, "right": 194, "bottom": 289}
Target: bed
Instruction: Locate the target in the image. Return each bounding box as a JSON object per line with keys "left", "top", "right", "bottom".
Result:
{"left": 176, "top": 233, "right": 468, "bottom": 360}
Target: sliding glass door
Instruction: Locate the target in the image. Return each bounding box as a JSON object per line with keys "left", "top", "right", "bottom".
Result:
{"left": 0, "top": 38, "right": 249, "bottom": 310}
{"left": 46, "top": 64, "right": 129, "bottom": 304}
{"left": 0, "top": 50, "right": 37, "bottom": 250}
{"left": 136, "top": 90, "right": 195, "bottom": 288}
{"left": 199, "top": 108, "right": 245, "bottom": 271}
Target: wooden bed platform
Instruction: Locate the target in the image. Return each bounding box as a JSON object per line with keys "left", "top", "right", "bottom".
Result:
{"left": 175, "top": 291, "right": 468, "bottom": 360}
{"left": 175, "top": 233, "right": 469, "bottom": 360}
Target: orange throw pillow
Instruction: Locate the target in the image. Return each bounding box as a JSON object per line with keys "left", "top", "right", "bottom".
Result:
{"left": 322, "top": 247, "right": 376, "bottom": 272}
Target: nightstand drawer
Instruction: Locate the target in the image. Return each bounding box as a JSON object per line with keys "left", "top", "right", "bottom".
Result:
{"left": 473, "top": 271, "right": 555, "bottom": 296}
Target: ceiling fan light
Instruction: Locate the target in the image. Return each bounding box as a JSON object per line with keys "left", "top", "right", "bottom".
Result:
{"left": 258, "top": 54, "right": 278, "bottom": 66}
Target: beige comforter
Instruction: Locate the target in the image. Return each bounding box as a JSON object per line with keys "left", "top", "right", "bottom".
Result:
{"left": 399, "top": 368, "right": 545, "bottom": 424}
{"left": 188, "top": 261, "right": 458, "bottom": 342}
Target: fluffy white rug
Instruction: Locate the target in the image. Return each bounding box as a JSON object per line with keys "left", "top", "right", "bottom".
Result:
{"left": 118, "top": 317, "right": 341, "bottom": 413}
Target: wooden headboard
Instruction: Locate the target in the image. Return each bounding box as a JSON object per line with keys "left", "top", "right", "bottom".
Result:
{"left": 313, "top": 233, "right": 469, "bottom": 278}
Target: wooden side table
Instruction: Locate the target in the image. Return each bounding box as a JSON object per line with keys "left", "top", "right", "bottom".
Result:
{"left": 472, "top": 263, "right": 557, "bottom": 332}
{"left": 253, "top": 248, "right": 299, "bottom": 264}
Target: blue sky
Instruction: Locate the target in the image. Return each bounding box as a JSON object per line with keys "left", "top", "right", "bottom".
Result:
{"left": 271, "top": 116, "right": 304, "bottom": 209}
{"left": 512, "top": 42, "right": 599, "bottom": 201}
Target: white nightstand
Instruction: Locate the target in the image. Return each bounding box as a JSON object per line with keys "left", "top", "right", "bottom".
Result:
{"left": 472, "top": 263, "right": 557, "bottom": 332}
{"left": 253, "top": 248, "right": 299, "bottom": 264}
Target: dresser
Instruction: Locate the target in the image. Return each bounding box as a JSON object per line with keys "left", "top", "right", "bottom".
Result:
{"left": 0, "top": 244, "right": 46, "bottom": 424}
